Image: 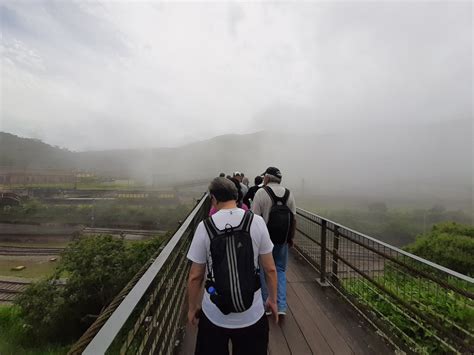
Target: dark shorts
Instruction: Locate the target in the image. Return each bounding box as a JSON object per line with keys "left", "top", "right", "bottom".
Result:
{"left": 195, "top": 311, "right": 269, "bottom": 355}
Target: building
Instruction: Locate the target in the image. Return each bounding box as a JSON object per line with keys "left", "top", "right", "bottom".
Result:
{"left": 0, "top": 167, "right": 75, "bottom": 185}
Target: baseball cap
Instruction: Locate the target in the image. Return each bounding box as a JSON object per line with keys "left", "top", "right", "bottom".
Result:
{"left": 233, "top": 171, "right": 242, "bottom": 177}
{"left": 262, "top": 167, "right": 282, "bottom": 179}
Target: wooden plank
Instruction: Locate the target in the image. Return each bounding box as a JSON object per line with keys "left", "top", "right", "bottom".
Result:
{"left": 302, "top": 281, "right": 391, "bottom": 355}
{"left": 268, "top": 317, "right": 291, "bottom": 355}
{"left": 286, "top": 268, "right": 299, "bottom": 283}
{"left": 289, "top": 250, "right": 392, "bottom": 354}
{"left": 287, "top": 252, "right": 318, "bottom": 282}
{"left": 290, "top": 282, "right": 353, "bottom": 355}
{"left": 287, "top": 283, "right": 333, "bottom": 355}
{"left": 279, "top": 307, "right": 313, "bottom": 354}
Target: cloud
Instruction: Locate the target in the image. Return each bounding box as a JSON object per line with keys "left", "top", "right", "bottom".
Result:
{"left": 1, "top": 1, "right": 471, "bottom": 150}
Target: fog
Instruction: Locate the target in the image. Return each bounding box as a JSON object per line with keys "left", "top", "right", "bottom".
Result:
{"left": 1, "top": 1, "right": 472, "bottom": 210}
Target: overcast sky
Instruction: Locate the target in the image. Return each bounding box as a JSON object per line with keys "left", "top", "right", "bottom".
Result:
{"left": 1, "top": 1, "right": 472, "bottom": 151}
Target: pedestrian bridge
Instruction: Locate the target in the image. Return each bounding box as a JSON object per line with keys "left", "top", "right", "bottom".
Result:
{"left": 69, "top": 194, "right": 474, "bottom": 354}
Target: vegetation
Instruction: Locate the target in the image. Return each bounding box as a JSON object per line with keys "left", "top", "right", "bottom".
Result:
{"left": 342, "top": 222, "right": 474, "bottom": 354}
{"left": 0, "top": 199, "right": 190, "bottom": 230}
{"left": 343, "top": 272, "right": 473, "bottom": 354}
{"left": 0, "top": 132, "right": 74, "bottom": 170}
{"left": 0, "top": 306, "right": 69, "bottom": 355}
{"left": 0, "top": 258, "right": 58, "bottom": 279}
{"left": 320, "top": 205, "right": 471, "bottom": 247}
{"left": 3, "top": 235, "right": 166, "bottom": 349}
{"left": 404, "top": 222, "right": 474, "bottom": 276}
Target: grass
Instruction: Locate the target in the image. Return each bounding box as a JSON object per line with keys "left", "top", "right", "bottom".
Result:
{"left": 342, "top": 269, "right": 474, "bottom": 354}
{"left": 0, "top": 257, "right": 59, "bottom": 279}
{"left": 0, "top": 305, "right": 69, "bottom": 355}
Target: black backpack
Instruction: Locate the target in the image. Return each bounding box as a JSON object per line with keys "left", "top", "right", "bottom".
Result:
{"left": 203, "top": 211, "right": 260, "bottom": 315}
{"left": 264, "top": 186, "right": 293, "bottom": 245}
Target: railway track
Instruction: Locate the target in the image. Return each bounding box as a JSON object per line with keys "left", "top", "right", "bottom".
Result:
{"left": 82, "top": 227, "right": 164, "bottom": 236}
{"left": 0, "top": 280, "right": 31, "bottom": 302}
{"left": 0, "top": 245, "right": 65, "bottom": 256}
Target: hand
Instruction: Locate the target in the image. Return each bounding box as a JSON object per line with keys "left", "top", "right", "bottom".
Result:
{"left": 188, "top": 308, "right": 201, "bottom": 326}
{"left": 288, "top": 239, "right": 294, "bottom": 248}
{"left": 265, "top": 298, "right": 279, "bottom": 324}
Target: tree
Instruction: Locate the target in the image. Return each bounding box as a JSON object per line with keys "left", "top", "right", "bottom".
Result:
{"left": 405, "top": 222, "right": 474, "bottom": 276}
{"left": 15, "top": 235, "right": 164, "bottom": 344}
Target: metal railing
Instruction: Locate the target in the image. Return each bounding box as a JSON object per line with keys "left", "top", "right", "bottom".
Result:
{"left": 70, "top": 194, "right": 210, "bottom": 355}
{"left": 294, "top": 207, "right": 474, "bottom": 354}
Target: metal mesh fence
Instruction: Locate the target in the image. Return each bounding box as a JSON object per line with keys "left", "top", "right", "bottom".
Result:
{"left": 71, "top": 195, "right": 210, "bottom": 355}
{"left": 295, "top": 207, "right": 474, "bottom": 354}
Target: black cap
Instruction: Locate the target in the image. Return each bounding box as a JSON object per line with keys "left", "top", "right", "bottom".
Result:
{"left": 262, "top": 167, "right": 282, "bottom": 179}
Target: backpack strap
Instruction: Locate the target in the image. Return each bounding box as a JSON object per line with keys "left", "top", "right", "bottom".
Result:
{"left": 281, "top": 188, "right": 290, "bottom": 205}
{"left": 203, "top": 217, "right": 222, "bottom": 241}
{"left": 264, "top": 186, "right": 290, "bottom": 205}
{"left": 203, "top": 211, "right": 253, "bottom": 236}
{"left": 239, "top": 210, "right": 254, "bottom": 233}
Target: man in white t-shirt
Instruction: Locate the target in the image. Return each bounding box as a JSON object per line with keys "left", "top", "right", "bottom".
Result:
{"left": 187, "top": 177, "right": 278, "bottom": 355}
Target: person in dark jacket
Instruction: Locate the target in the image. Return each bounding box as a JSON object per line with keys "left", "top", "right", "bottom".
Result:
{"left": 243, "top": 175, "right": 263, "bottom": 208}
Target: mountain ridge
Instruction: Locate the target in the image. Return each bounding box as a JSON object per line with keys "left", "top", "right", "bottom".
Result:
{"left": 0, "top": 119, "right": 471, "bottom": 201}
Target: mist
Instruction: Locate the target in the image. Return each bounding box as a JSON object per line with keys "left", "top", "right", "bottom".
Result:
{"left": 1, "top": 1, "right": 472, "bottom": 211}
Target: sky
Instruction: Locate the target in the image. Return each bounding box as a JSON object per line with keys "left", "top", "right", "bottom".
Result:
{"left": 0, "top": 0, "right": 472, "bottom": 151}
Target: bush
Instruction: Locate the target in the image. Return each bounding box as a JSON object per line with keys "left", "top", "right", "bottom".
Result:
{"left": 15, "top": 234, "right": 165, "bottom": 345}
{"left": 343, "top": 274, "right": 474, "bottom": 354}
{"left": 405, "top": 222, "right": 474, "bottom": 276}
{"left": 0, "top": 305, "right": 69, "bottom": 354}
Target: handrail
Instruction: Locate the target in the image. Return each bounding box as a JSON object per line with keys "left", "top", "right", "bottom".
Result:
{"left": 294, "top": 207, "right": 474, "bottom": 354}
{"left": 82, "top": 194, "right": 208, "bottom": 354}
{"left": 297, "top": 207, "right": 473, "bottom": 283}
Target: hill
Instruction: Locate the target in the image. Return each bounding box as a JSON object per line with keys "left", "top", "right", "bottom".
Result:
{"left": 0, "top": 132, "right": 75, "bottom": 170}
{"left": 1, "top": 119, "right": 472, "bottom": 203}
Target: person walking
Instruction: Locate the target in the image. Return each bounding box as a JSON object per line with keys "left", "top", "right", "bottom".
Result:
{"left": 187, "top": 177, "right": 278, "bottom": 355}
{"left": 252, "top": 167, "right": 296, "bottom": 316}
{"left": 233, "top": 171, "right": 249, "bottom": 197}
{"left": 243, "top": 175, "right": 263, "bottom": 208}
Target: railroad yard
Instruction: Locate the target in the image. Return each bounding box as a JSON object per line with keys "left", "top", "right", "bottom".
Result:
{"left": 0, "top": 223, "right": 168, "bottom": 303}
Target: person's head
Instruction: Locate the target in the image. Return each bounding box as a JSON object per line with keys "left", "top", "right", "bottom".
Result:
{"left": 233, "top": 171, "right": 243, "bottom": 182}
{"left": 254, "top": 175, "right": 263, "bottom": 186}
{"left": 262, "top": 167, "right": 282, "bottom": 185}
{"left": 242, "top": 176, "right": 249, "bottom": 187}
{"left": 208, "top": 177, "right": 238, "bottom": 207}
{"left": 219, "top": 172, "right": 225, "bottom": 178}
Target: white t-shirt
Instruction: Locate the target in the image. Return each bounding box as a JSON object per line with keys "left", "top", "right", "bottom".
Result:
{"left": 252, "top": 183, "right": 296, "bottom": 223}
{"left": 187, "top": 207, "right": 273, "bottom": 328}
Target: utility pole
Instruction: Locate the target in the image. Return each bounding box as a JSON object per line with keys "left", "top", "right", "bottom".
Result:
{"left": 91, "top": 198, "right": 95, "bottom": 228}
{"left": 423, "top": 210, "right": 427, "bottom": 234}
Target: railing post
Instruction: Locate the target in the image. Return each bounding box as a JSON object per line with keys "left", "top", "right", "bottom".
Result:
{"left": 318, "top": 219, "right": 329, "bottom": 286}
{"left": 332, "top": 226, "right": 340, "bottom": 284}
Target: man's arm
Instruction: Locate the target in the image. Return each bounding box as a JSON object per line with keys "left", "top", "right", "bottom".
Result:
{"left": 251, "top": 189, "right": 263, "bottom": 216}
{"left": 187, "top": 262, "right": 206, "bottom": 326}
{"left": 259, "top": 252, "right": 278, "bottom": 323}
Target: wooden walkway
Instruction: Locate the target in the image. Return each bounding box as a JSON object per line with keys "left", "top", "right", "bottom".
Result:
{"left": 180, "top": 250, "right": 393, "bottom": 354}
